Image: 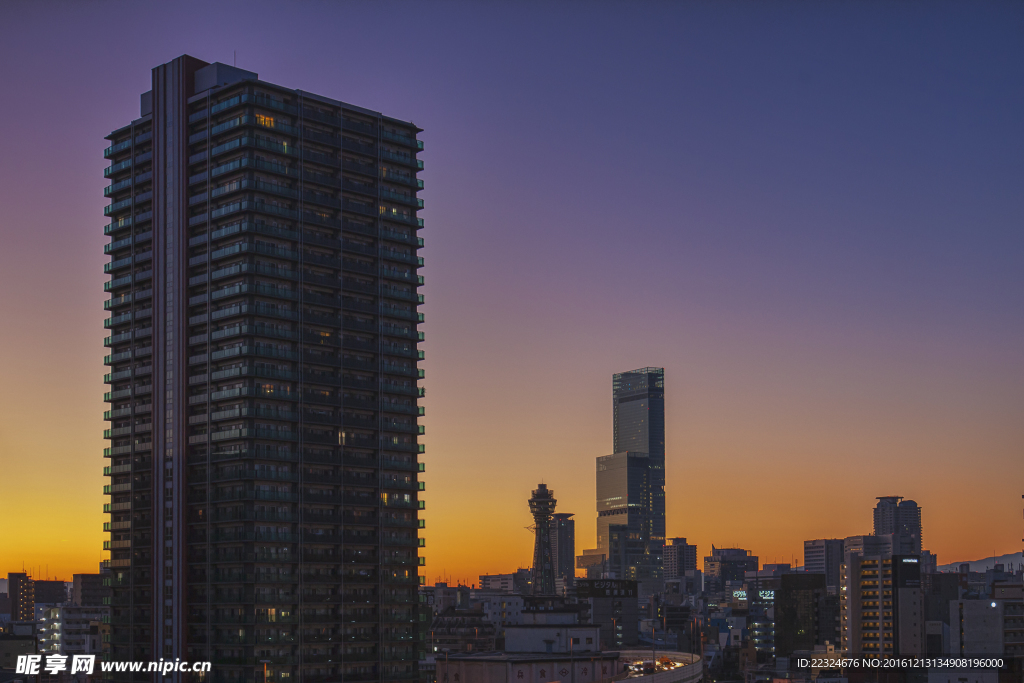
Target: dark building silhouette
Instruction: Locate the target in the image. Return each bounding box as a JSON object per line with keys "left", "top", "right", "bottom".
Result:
{"left": 101, "top": 55, "right": 423, "bottom": 682}
{"left": 612, "top": 368, "right": 665, "bottom": 576}
{"left": 596, "top": 452, "right": 651, "bottom": 580}
{"left": 550, "top": 513, "right": 575, "bottom": 587}
{"left": 72, "top": 574, "right": 110, "bottom": 608}
{"left": 775, "top": 573, "right": 840, "bottom": 656}
{"left": 7, "top": 574, "right": 34, "bottom": 621}
{"left": 804, "top": 538, "right": 844, "bottom": 591}
{"left": 703, "top": 547, "right": 759, "bottom": 593}
{"left": 874, "top": 496, "right": 923, "bottom": 554}
{"left": 664, "top": 538, "right": 698, "bottom": 580}
{"left": 529, "top": 484, "right": 558, "bottom": 595}
{"left": 33, "top": 581, "right": 67, "bottom": 605}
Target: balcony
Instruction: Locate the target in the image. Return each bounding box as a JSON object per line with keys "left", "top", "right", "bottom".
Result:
{"left": 104, "top": 216, "right": 132, "bottom": 235}
{"left": 380, "top": 189, "right": 424, "bottom": 209}
{"left": 380, "top": 150, "right": 423, "bottom": 170}
{"left": 103, "top": 158, "right": 132, "bottom": 178}
{"left": 381, "top": 129, "right": 423, "bottom": 151}
{"left": 103, "top": 139, "right": 132, "bottom": 158}
{"left": 380, "top": 208, "right": 423, "bottom": 228}
{"left": 381, "top": 169, "right": 424, "bottom": 189}
{"left": 104, "top": 178, "right": 132, "bottom": 197}
{"left": 104, "top": 256, "right": 133, "bottom": 274}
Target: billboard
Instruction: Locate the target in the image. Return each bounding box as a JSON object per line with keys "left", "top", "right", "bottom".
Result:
{"left": 575, "top": 579, "right": 638, "bottom": 598}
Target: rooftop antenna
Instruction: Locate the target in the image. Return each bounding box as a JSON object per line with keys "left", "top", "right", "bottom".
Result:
{"left": 233, "top": 50, "right": 237, "bottom": 67}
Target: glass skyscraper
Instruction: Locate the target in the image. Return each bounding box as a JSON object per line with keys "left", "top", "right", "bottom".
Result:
{"left": 102, "top": 55, "right": 424, "bottom": 682}
{"left": 613, "top": 367, "right": 665, "bottom": 572}
{"left": 592, "top": 367, "right": 665, "bottom": 580}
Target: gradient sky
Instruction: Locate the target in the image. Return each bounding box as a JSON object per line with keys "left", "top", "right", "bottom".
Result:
{"left": 1, "top": 1, "right": 1022, "bottom": 584}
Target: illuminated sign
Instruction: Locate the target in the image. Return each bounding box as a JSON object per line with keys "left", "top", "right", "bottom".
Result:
{"left": 732, "top": 590, "right": 747, "bottom": 600}
{"left": 576, "top": 579, "right": 637, "bottom": 598}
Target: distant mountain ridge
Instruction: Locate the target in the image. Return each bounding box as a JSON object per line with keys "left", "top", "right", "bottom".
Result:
{"left": 937, "top": 551, "right": 1023, "bottom": 573}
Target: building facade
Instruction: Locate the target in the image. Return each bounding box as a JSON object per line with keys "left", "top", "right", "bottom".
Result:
{"left": 873, "top": 496, "right": 923, "bottom": 554}
{"left": 774, "top": 573, "right": 840, "bottom": 656}
{"left": 102, "top": 55, "right": 424, "bottom": 682}
{"left": 840, "top": 554, "right": 922, "bottom": 657}
{"left": 664, "top": 538, "right": 698, "bottom": 580}
{"left": 7, "top": 574, "right": 34, "bottom": 621}
{"left": 612, "top": 368, "right": 665, "bottom": 575}
{"left": 703, "top": 548, "right": 759, "bottom": 594}
{"left": 550, "top": 513, "right": 576, "bottom": 587}
{"left": 72, "top": 574, "right": 111, "bottom": 608}
{"left": 804, "top": 539, "right": 844, "bottom": 592}
{"left": 595, "top": 452, "right": 652, "bottom": 580}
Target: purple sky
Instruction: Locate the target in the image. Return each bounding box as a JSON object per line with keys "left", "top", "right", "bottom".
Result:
{"left": 1, "top": 1, "right": 1022, "bottom": 579}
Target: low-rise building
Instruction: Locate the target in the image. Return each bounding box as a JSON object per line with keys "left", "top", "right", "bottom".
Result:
{"left": 0, "top": 634, "right": 37, "bottom": 671}
{"left": 61, "top": 606, "right": 109, "bottom": 656}
{"left": 429, "top": 607, "right": 497, "bottom": 654}
{"left": 577, "top": 578, "right": 639, "bottom": 649}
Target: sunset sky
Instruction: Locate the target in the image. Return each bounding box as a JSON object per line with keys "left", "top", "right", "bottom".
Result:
{"left": 1, "top": 1, "right": 1022, "bottom": 583}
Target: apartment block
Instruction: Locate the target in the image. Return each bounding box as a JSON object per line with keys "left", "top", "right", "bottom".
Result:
{"left": 840, "top": 554, "right": 922, "bottom": 657}
{"left": 102, "top": 55, "right": 424, "bottom": 682}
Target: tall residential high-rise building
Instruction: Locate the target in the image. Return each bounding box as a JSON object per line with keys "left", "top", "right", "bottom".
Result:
{"left": 610, "top": 367, "right": 665, "bottom": 578}
{"left": 7, "top": 573, "right": 34, "bottom": 621}
{"left": 873, "top": 496, "right": 923, "bottom": 553}
{"left": 804, "top": 539, "right": 844, "bottom": 591}
{"left": 840, "top": 554, "right": 923, "bottom": 657}
{"left": 664, "top": 538, "right": 698, "bottom": 580}
{"left": 595, "top": 452, "right": 652, "bottom": 580}
{"left": 550, "top": 513, "right": 576, "bottom": 586}
{"left": 102, "top": 56, "right": 424, "bottom": 682}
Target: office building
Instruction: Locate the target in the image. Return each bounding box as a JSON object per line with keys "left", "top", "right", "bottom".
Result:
{"left": 612, "top": 367, "right": 665, "bottom": 574}
{"left": 595, "top": 452, "right": 652, "bottom": 580}
{"left": 840, "top": 554, "right": 922, "bottom": 657}
{"left": 873, "top": 496, "right": 923, "bottom": 554}
{"left": 7, "top": 574, "right": 34, "bottom": 621}
{"left": 550, "top": 513, "right": 576, "bottom": 587}
{"left": 703, "top": 548, "right": 759, "bottom": 594}
{"left": 102, "top": 55, "right": 424, "bottom": 681}
{"left": 664, "top": 538, "right": 698, "bottom": 580}
{"left": 804, "top": 539, "right": 843, "bottom": 592}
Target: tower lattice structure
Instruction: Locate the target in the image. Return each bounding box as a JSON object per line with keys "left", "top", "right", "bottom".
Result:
{"left": 529, "top": 483, "right": 558, "bottom": 595}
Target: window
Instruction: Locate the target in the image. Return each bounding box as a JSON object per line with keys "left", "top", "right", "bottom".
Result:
{"left": 571, "top": 638, "right": 579, "bottom": 645}
{"left": 586, "top": 637, "right": 593, "bottom": 644}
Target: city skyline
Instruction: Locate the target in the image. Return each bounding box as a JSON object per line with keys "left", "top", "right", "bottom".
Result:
{"left": 2, "top": 1, "right": 1024, "bottom": 585}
